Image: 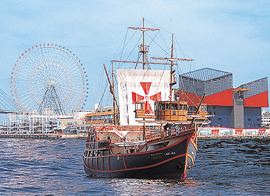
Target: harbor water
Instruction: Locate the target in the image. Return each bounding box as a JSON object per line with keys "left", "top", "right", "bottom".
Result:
{"left": 0, "top": 138, "right": 269, "bottom": 195}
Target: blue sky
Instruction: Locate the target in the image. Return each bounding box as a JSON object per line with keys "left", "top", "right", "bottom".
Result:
{"left": 0, "top": 0, "right": 270, "bottom": 112}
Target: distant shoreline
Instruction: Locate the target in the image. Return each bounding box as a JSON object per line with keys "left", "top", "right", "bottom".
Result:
{"left": 0, "top": 133, "right": 269, "bottom": 140}
{"left": 0, "top": 133, "right": 88, "bottom": 140}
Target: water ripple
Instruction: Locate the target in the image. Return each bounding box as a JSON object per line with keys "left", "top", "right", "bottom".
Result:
{"left": 0, "top": 138, "right": 269, "bottom": 195}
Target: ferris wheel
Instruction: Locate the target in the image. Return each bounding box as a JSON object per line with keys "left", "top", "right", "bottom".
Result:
{"left": 10, "top": 43, "right": 88, "bottom": 115}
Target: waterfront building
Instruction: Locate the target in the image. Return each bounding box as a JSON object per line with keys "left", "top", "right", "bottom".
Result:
{"left": 0, "top": 110, "right": 90, "bottom": 134}
{"left": 179, "top": 68, "right": 268, "bottom": 128}
{"left": 85, "top": 106, "right": 120, "bottom": 125}
{"left": 261, "top": 110, "right": 270, "bottom": 128}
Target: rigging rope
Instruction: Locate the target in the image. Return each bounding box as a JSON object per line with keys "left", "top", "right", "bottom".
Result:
{"left": 116, "top": 30, "right": 142, "bottom": 69}
{"left": 145, "top": 32, "right": 169, "bottom": 57}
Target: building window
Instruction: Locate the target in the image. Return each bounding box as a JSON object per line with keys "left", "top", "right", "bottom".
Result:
{"left": 218, "top": 118, "right": 222, "bottom": 121}
{"left": 248, "top": 118, "right": 251, "bottom": 121}
{"left": 257, "top": 118, "right": 260, "bottom": 121}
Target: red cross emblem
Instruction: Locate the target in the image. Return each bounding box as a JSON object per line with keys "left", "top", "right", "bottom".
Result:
{"left": 132, "top": 82, "right": 161, "bottom": 114}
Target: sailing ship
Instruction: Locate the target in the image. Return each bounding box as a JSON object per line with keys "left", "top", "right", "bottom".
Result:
{"left": 82, "top": 18, "right": 209, "bottom": 179}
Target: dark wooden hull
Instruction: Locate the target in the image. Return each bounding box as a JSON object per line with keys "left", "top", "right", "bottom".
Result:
{"left": 82, "top": 130, "right": 197, "bottom": 179}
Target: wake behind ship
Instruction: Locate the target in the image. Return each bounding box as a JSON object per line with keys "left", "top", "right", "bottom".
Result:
{"left": 82, "top": 18, "right": 210, "bottom": 179}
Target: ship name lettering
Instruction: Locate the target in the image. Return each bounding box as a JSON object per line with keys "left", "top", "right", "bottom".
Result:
{"left": 151, "top": 152, "right": 162, "bottom": 157}
{"left": 152, "top": 155, "right": 162, "bottom": 160}
{"left": 165, "top": 152, "right": 176, "bottom": 156}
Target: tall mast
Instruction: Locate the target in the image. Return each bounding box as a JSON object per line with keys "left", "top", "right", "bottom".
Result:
{"left": 152, "top": 34, "right": 194, "bottom": 101}
{"left": 103, "top": 63, "right": 119, "bottom": 125}
{"left": 142, "top": 18, "right": 145, "bottom": 69}
{"left": 170, "top": 34, "right": 175, "bottom": 101}
{"left": 128, "top": 17, "right": 159, "bottom": 70}
{"left": 112, "top": 18, "right": 171, "bottom": 67}
{"left": 112, "top": 63, "right": 116, "bottom": 125}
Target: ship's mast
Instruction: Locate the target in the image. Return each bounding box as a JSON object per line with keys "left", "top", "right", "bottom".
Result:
{"left": 128, "top": 17, "right": 159, "bottom": 70}
{"left": 142, "top": 18, "right": 146, "bottom": 69}
{"left": 152, "top": 34, "right": 194, "bottom": 101}
{"left": 112, "top": 64, "right": 116, "bottom": 125}
{"left": 112, "top": 18, "right": 172, "bottom": 67}
{"left": 170, "top": 34, "right": 176, "bottom": 101}
{"left": 103, "top": 64, "right": 119, "bottom": 125}
{"left": 109, "top": 18, "right": 164, "bottom": 129}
